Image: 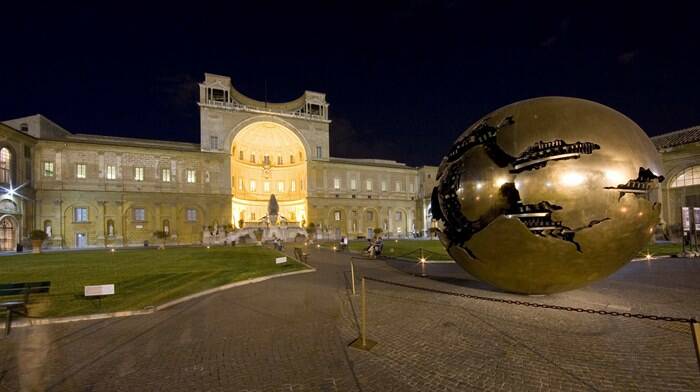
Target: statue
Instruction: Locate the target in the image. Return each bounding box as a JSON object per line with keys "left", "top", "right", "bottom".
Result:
{"left": 432, "top": 97, "right": 664, "bottom": 294}
{"left": 267, "top": 194, "right": 279, "bottom": 225}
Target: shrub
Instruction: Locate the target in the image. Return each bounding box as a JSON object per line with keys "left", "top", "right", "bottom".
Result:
{"left": 30, "top": 230, "right": 48, "bottom": 241}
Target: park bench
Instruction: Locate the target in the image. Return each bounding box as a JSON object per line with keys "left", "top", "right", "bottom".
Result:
{"left": 293, "top": 247, "right": 309, "bottom": 263}
{"left": 0, "top": 281, "right": 51, "bottom": 336}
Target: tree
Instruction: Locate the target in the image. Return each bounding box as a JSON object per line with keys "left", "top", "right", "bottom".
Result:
{"left": 373, "top": 227, "right": 383, "bottom": 238}
{"left": 238, "top": 218, "right": 245, "bottom": 229}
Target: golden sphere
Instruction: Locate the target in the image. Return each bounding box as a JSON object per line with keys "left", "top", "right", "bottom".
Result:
{"left": 432, "top": 97, "right": 663, "bottom": 294}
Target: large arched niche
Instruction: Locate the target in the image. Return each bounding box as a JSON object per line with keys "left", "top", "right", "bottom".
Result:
{"left": 230, "top": 120, "right": 308, "bottom": 227}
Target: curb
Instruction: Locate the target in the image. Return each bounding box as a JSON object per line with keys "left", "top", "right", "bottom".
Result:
{"left": 1, "top": 267, "right": 315, "bottom": 331}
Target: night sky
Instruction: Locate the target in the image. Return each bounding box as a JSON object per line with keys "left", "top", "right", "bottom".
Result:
{"left": 2, "top": 2, "right": 699, "bottom": 166}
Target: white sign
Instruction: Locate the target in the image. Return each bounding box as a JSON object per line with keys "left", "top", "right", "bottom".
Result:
{"left": 84, "top": 284, "right": 115, "bottom": 297}
{"left": 275, "top": 257, "right": 287, "bottom": 264}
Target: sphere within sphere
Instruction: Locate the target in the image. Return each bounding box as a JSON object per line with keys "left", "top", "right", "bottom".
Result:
{"left": 432, "top": 97, "right": 663, "bottom": 294}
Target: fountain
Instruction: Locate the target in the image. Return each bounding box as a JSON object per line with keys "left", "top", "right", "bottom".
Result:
{"left": 203, "top": 194, "right": 307, "bottom": 245}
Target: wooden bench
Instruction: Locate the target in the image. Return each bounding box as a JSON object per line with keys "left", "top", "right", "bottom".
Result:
{"left": 0, "top": 281, "right": 51, "bottom": 336}
{"left": 293, "top": 247, "right": 309, "bottom": 263}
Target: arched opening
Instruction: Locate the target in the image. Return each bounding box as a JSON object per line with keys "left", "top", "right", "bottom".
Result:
{"left": 231, "top": 121, "right": 307, "bottom": 227}
{"left": 106, "top": 219, "right": 115, "bottom": 236}
{"left": 44, "top": 220, "right": 53, "bottom": 238}
{"left": 0, "top": 147, "right": 12, "bottom": 184}
{"left": 0, "top": 216, "right": 16, "bottom": 251}
{"left": 163, "top": 219, "right": 170, "bottom": 234}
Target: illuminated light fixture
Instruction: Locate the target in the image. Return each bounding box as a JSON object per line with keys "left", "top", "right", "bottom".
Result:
{"left": 206, "top": 245, "right": 211, "bottom": 249}
{"left": 560, "top": 172, "right": 586, "bottom": 187}
{"left": 419, "top": 257, "right": 427, "bottom": 263}
{"left": 620, "top": 207, "right": 628, "bottom": 213}
{"left": 645, "top": 253, "right": 652, "bottom": 261}
{"left": 316, "top": 244, "right": 321, "bottom": 248}
{"left": 475, "top": 182, "right": 483, "bottom": 190}
{"left": 110, "top": 248, "right": 116, "bottom": 253}
{"left": 0, "top": 181, "right": 29, "bottom": 200}
{"left": 494, "top": 177, "right": 509, "bottom": 187}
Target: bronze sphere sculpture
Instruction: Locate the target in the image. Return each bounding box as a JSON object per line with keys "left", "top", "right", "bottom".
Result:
{"left": 432, "top": 97, "right": 664, "bottom": 294}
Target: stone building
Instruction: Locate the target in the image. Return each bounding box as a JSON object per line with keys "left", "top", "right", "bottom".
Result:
{"left": 652, "top": 125, "right": 700, "bottom": 240}
{"left": 1, "top": 73, "right": 438, "bottom": 249}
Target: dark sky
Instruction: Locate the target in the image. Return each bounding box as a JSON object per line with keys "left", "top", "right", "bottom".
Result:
{"left": 2, "top": 1, "right": 699, "bottom": 166}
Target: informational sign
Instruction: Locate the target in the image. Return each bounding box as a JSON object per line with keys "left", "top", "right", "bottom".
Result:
{"left": 693, "top": 208, "right": 700, "bottom": 232}
{"left": 682, "top": 207, "right": 691, "bottom": 232}
{"left": 275, "top": 257, "right": 287, "bottom": 264}
{"left": 84, "top": 284, "right": 115, "bottom": 297}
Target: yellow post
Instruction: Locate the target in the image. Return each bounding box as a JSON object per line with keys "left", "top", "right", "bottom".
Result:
{"left": 692, "top": 319, "right": 700, "bottom": 373}
{"left": 349, "top": 276, "right": 377, "bottom": 351}
{"left": 350, "top": 261, "right": 356, "bottom": 295}
{"left": 361, "top": 277, "right": 367, "bottom": 347}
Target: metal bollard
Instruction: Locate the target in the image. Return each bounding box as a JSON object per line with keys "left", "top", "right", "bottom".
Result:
{"left": 349, "top": 277, "right": 377, "bottom": 351}
{"left": 350, "top": 261, "right": 356, "bottom": 295}
{"left": 692, "top": 319, "right": 700, "bottom": 374}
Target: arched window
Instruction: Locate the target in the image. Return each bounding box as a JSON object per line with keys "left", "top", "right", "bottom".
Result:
{"left": 106, "top": 219, "right": 115, "bottom": 236}
{"left": 44, "top": 220, "right": 52, "bottom": 237}
{"left": 0, "top": 147, "right": 11, "bottom": 184}
{"left": 670, "top": 166, "right": 700, "bottom": 188}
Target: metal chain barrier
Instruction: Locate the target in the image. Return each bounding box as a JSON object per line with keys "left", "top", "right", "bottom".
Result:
{"left": 364, "top": 276, "right": 694, "bottom": 323}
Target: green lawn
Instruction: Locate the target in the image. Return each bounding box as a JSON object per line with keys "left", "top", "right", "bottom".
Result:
{"left": 638, "top": 242, "right": 683, "bottom": 257}
{"left": 319, "top": 239, "right": 450, "bottom": 260}
{"left": 0, "top": 246, "right": 305, "bottom": 318}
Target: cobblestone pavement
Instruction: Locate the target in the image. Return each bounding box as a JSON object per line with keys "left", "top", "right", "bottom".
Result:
{"left": 1, "top": 249, "right": 699, "bottom": 391}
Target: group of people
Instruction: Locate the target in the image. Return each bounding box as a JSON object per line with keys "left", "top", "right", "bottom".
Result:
{"left": 364, "top": 237, "right": 384, "bottom": 258}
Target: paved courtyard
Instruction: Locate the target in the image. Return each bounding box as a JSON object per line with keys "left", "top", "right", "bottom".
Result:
{"left": 1, "top": 248, "right": 699, "bottom": 391}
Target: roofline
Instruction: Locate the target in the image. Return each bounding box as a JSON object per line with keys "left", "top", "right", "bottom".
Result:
{"left": 0, "top": 122, "right": 39, "bottom": 141}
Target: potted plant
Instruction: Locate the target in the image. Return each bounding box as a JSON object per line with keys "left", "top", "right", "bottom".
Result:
{"left": 30, "top": 230, "right": 48, "bottom": 254}
{"left": 153, "top": 230, "right": 170, "bottom": 249}
{"left": 238, "top": 218, "right": 245, "bottom": 229}
{"left": 253, "top": 228, "right": 264, "bottom": 245}
{"left": 373, "top": 227, "right": 383, "bottom": 239}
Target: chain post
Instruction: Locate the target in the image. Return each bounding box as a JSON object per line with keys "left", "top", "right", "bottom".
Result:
{"left": 350, "top": 261, "right": 356, "bottom": 295}
{"left": 349, "top": 276, "right": 377, "bottom": 351}
{"left": 691, "top": 318, "right": 700, "bottom": 374}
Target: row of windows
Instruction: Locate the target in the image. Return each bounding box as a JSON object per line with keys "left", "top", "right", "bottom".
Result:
{"left": 238, "top": 151, "right": 302, "bottom": 165}
{"left": 332, "top": 178, "right": 415, "bottom": 193}
{"left": 47, "top": 218, "right": 178, "bottom": 238}
{"left": 72, "top": 207, "right": 198, "bottom": 223}
{"left": 235, "top": 178, "right": 303, "bottom": 193}
{"left": 44, "top": 162, "right": 201, "bottom": 183}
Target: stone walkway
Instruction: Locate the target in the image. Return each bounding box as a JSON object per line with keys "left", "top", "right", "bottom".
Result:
{"left": 1, "top": 248, "right": 699, "bottom": 391}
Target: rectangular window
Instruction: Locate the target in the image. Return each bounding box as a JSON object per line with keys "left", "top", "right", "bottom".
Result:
{"left": 134, "top": 208, "right": 145, "bottom": 221}
{"left": 238, "top": 177, "right": 244, "bottom": 190}
{"left": 263, "top": 155, "right": 270, "bottom": 165}
{"left": 106, "top": 165, "right": 116, "bottom": 180}
{"left": 334, "top": 211, "right": 341, "bottom": 221}
{"left": 134, "top": 167, "right": 144, "bottom": 181}
{"left": 210, "top": 135, "right": 218, "bottom": 150}
{"left": 316, "top": 146, "right": 322, "bottom": 159}
{"left": 409, "top": 183, "right": 414, "bottom": 193}
{"left": 250, "top": 180, "right": 256, "bottom": 192}
{"left": 187, "top": 169, "right": 196, "bottom": 183}
{"left": 263, "top": 181, "right": 270, "bottom": 192}
{"left": 239, "top": 150, "right": 244, "bottom": 160}
{"left": 350, "top": 179, "right": 357, "bottom": 191}
{"left": 381, "top": 181, "right": 387, "bottom": 192}
{"left": 291, "top": 180, "right": 296, "bottom": 192}
{"left": 334, "top": 178, "right": 341, "bottom": 190}
{"left": 74, "top": 207, "right": 88, "bottom": 222}
{"left": 300, "top": 179, "right": 304, "bottom": 190}
{"left": 43, "top": 161, "right": 55, "bottom": 177}
{"left": 162, "top": 168, "right": 171, "bottom": 182}
{"left": 277, "top": 155, "right": 283, "bottom": 165}
{"left": 76, "top": 163, "right": 86, "bottom": 179}
{"left": 277, "top": 181, "right": 284, "bottom": 192}
{"left": 289, "top": 155, "right": 295, "bottom": 164}
{"left": 395, "top": 211, "right": 402, "bottom": 221}
{"left": 395, "top": 181, "right": 401, "bottom": 192}
{"left": 250, "top": 154, "right": 256, "bottom": 164}
{"left": 186, "top": 208, "right": 197, "bottom": 222}
{"left": 366, "top": 180, "right": 372, "bottom": 191}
